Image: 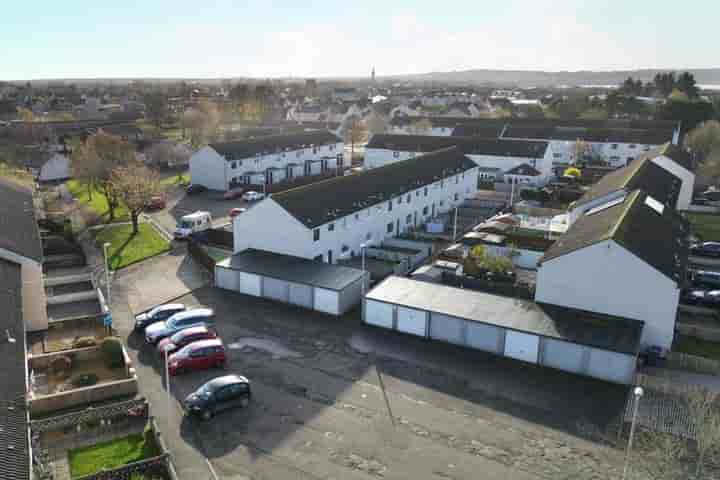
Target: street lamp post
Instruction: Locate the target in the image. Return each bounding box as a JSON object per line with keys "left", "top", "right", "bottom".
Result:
{"left": 452, "top": 207, "right": 458, "bottom": 241}
{"left": 102, "top": 242, "right": 112, "bottom": 306}
{"left": 622, "top": 386, "right": 644, "bottom": 480}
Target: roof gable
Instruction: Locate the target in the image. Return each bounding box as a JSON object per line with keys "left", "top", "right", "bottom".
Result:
{"left": 366, "top": 134, "right": 548, "bottom": 158}
{"left": 0, "top": 178, "right": 42, "bottom": 262}
{"left": 209, "top": 131, "right": 341, "bottom": 160}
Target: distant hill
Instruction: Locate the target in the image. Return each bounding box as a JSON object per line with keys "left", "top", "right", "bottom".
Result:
{"left": 386, "top": 68, "right": 720, "bottom": 88}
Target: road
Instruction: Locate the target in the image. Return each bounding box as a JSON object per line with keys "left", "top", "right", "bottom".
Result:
{"left": 111, "top": 260, "right": 628, "bottom": 480}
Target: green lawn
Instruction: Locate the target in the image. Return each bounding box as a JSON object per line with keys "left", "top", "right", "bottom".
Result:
{"left": 674, "top": 335, "right": 720, "bottom": 362}
{"left": 67, "top": 179, "right": 130, "bottom": 222}
{"left": 685, "top": 212, "right": 720, "bottom": 241}
{"left": 68, "top": 432, "right": 160, "bottom": 478}
{"left": 95, "top": 224, "right": 171, "bottom": 269}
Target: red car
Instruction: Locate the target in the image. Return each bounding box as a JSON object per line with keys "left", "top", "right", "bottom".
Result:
{"left": 168, "top": 338, "right": 226, "bottom": 376}
{"left": 147, "top": 195, "right": 166, "bottom": 210}
{"left": 223, "top": 188, "right": 244, "bottom": 200}
{"left": 229, "top": 207, "right": 247, "bottom": 218}
{"left": 156, "top": 325, "right": 217, "bottom": 359}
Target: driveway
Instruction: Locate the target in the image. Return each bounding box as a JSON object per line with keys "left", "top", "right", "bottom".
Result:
{"left": 113, "top": 284, "right": 629, "bottom": 480}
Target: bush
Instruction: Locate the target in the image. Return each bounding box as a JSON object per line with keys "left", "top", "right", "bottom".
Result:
{"left": 72, "top": 373, "right": 99, "bottom": 388}
{"left": 72, "top": 336, "right": 97, "bottom": 349}
{"left": 100, "top": 337, "right": 125, "bottom": 369}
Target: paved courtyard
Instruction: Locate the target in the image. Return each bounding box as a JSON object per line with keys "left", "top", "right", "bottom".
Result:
{"left": 111, "top": 257, "right": 631, "bottom": 480}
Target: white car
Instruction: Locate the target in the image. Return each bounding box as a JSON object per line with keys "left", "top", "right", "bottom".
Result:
{"left": 145, "top": 308, "right": 215, "bottom": 344}
{"left": 242, "top": 191, "right": 265, "bottom": 202}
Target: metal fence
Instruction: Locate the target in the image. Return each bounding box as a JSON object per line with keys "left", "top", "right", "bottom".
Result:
{"left": 74, "top": 453, "right": 172, "bottom": 480}
{"left": 30, "top": 398, "right": 149, "bottom": 433}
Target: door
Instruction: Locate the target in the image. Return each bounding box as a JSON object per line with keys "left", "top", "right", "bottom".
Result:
{"left": 431, "top": 203, "right": 435, "bottom": 217}
{"left": 288, "top": 282, "right": 313, "bottom": 308}
{"left": 365, "top": 300, "right": 393, "bottom": 328}
{"left": 239, "top": 272, "right": 261, "bottom": 296}
{"left": 314, "top": 288, "right": 339, "bottom": 315}
{"left": 215, "top": 266, "right": 239, "bottom": 291}
{"left": 429, "top": 313, "right": 463, "bottom": 344}
{"left": 395, "top": 219, "right": 399, "bottom": 236}
{"left": 465, "top": 321, "right": 503, "bottom": 353}
{"left": 396, "top": 307, "right": 427, "bottom": 337}
{"left": 586, "top": 348, "right": 635, "bottom": 384}
{"left": 327, "top": 250, "right": 333, "bottom": 264}
{"left": 504, "top": 331, "right": 539, "bottom": 364}
{"left": 414, "top": 211, "right": 418, "bottom": 226}
{"left": 263, "top": 277, "right": 288, "bottom": 302}
{"left": 540, "top": 338, "right": 585, "bottom": 374}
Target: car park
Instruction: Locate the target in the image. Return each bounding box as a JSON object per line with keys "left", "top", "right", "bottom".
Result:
{"left": 242, "top": 191, "right": 265, "bottom": 202}
{"left": 145, "top": 308, "right": 215, "bottom": 344}
{"left": 691, "top": 242, "right": 720, "bottom": 258}
{"left": 183, "top": 374, "right": 251, "bottom": 420}
{"left": 186, "top": 184, "right": 208, "bottom": 195}
{"left": 681, "top": 288, "right": 720, "bottom": 307}
{"left": 691, "top": 270, "right": 720, "bottom": 289}
{"left": 134, "top": 303, "right": 187, "bottom": 331}
{"left": 156, "top": 325, "right": 218, "bottom": 358}
{"left": 167, "top": 338, "right": 227, "bottom": 375}
{"left": 229, "top": 207, "right": 247, "bottom": 218}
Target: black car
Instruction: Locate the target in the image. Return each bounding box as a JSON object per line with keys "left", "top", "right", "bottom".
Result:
{"left": 691, "top": 242, "right": 720, "bottom": 258}
{"left": 186, "top": 184, "right": 207, "bottom": 195}
{"left": 134, "top": 303, "right": 187, "bottom": 331}
{"left": 184, "top": 375, "right": 251, "bottom": 420}
{"left": 691, "top": 270, "right": 720, "bottom": 288}
{"left": 682, "top": 289, "right": 720, "bottom": 307}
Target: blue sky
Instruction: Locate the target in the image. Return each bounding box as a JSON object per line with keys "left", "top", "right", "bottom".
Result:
{"left": 2, "top": 0, "right": 717, "bottom": 80}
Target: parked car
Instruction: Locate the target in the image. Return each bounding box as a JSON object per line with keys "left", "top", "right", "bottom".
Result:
{"left": 134, "top": 303, "right": 186, "bottom": 332}
{"left": 691, "top": 270, "right": 720, "bottom": 289}
{"left": 174, "top": 211, "right": 212, "bottom": 239}
{"left": 145, "top": 308, "right": 215, "bottom": 344}
{"left": 242, "top": 191, "right": 265, "bottom": 202}
{"left": 156, "top": 325, "right": 218, "bottom": 358}
{"left": 183, "top": 374, "right": 251, "bottom": 420}
{"left": 229, "top": 207, "right": 247, "bottom": 218}
{"left": 167, "top": 338, "right": 226, "bottom": 375}
{"left": 691, "top": 242, "right": 720, "bottom": 258}
{"left": 186, "top": 184, "right": 207, "bottom": 195}
{"left": 223, "top": 188, "right": 244, "bottom": 200}
{"left": 146, "top": 195, "right": 167, "bottom": 211}
{"left": 681, "top": 288, "right": 720, "bottom": 307}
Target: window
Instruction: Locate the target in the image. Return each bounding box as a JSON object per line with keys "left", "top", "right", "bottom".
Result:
{"left": 387, "top": 222, "right": 394, "bottom": 233}
{"left": 629, "top": 144, "right": 637, "bottom": 149}
{"left": 406, "top": 214, "right": 412, "bottom": 224}
{"left": 313, "top": 229, "right": 320, "bottom": 241}
{"left": 424, "top": 187, "right": 428, "bottom": 197}
{"left": 354, "top": 213, "right": 359, "bottom": 221}
{"left": 439, "top": 200, "right": 445, "bottom": 207}
{"left": 416, "top": 191, "right": 420, "bottom": 197}
{"left": 328, "top": 223, "right": 335, "bottom": 232}
{"left": 397, "top": 197, "right": 402, "bottom": 205}
{"left": 312, "top": 147, "right": 318, "bottom": 154}
{"left": 313, "top": 254, "right": 323, "bottom": 261}
{"left": 406, "top": 194, "right": 411, "bottom": 203}
{"left": 296, "top": 151, "right": 302, "bottom": 157}
{"left": 329, "top": 144, "right": 335, "bottom": 151}
{"left": 388, "top": 201, "right": 392, "bottom": 212}
{"left": 455, "top": 175, "right": 459, "bottom": 184}
{"left": 454, "top": 193, "right": 459, "bottom": 201}
{"left": 393, "top": 151, "right": 399, "bottom": 158}
{"left": 231, "top": 161, "right": 237, "bottom": 169}
{"left": 611, "top": 144, "right": 618, "bottom": 150}
{"left": 423, "top": 206, "right": 429, "bottom": 215}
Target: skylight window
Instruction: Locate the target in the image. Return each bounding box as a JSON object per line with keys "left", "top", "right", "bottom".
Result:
{"left": 644, "top": 195, "right": 665, "bottom": 215}
{"left": 585, "top": 196, "right": 626, "bottom": 216}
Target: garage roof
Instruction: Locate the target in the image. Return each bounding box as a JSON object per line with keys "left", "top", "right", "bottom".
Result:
{"left": 217, "top": 249, "right": 365, "bottom": 291}
{"left": 365, "top": 276, "right": 643, "bottom": 355}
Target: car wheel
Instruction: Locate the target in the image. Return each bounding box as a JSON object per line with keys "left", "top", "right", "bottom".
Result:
{"left": 240, "top": 397, "right": 249, "bottom": 408}
{"left": 201, "top": 410, "right": 212, "bottom": 421}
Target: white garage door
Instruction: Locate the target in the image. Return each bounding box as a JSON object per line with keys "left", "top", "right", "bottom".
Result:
{"left": 239, "top": 272, "right": 261, "bottom": 297}
{"left": 429, "top": 313, "right": 464, "bottom": 344}
{"left": 540, "top": 338, "right": 585, "bottom": 373}
{"left": 365, "top": 300, "right": 393, "bottom": 329}
{"left": 586, "top": 348, "right": 635, "bottom": 384}
{"left": 215, "top": 267, "right": 238, "bottom": 291}
{"left": 314, "top": 288, "right": 339, "bottom": 315}
{"left": 263, "top": 277, "right": 288, "bottom": 302}
{"left": 504, "top": 330, "right": 539, "bottom": 364}
{"left": 396, "top": 307, "right": 427, "bottom": 337}
{"left": 465, "top": 321, "right": 503, "bottom": 353}
{"left": 288, "top": 282, "right": 313, "bottom": 309}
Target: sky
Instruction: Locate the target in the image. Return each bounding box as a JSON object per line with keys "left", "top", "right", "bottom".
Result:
{"left": 2, "top": 0, "right": 718, "bottom": 80}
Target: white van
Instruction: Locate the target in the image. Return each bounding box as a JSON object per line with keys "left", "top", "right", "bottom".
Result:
{"left": 174, "top": 211, "right": 212, "bottom": 239}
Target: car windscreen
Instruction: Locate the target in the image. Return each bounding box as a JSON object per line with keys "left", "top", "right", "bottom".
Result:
{"left": 178, "top": 220, "right": 193, "bottom": 229}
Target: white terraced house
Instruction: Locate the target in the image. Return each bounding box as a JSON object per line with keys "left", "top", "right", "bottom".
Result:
{"left": 232, "top": 147, "right": 479, "bottom": 264}
{"left": 189, "top": 131, "right": 344, "bottom": 191}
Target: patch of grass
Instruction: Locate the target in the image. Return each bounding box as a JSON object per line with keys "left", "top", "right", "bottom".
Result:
{"left": 675, "top": 335, "right": 720, "bottom": 362}
{"left": 95, "top": 224, "right": 171, "bottom": 270}
{"left": 160, "top": 172, "right": 190, "bottom": 187}
{"left": 67, "top": 179, "right": 130, "bottom": 222}
{"left": 68, "top": 432, "right": 160, "bottom": 478}
{"left": 685, "top": 212, "right": 720, "bottom": 242}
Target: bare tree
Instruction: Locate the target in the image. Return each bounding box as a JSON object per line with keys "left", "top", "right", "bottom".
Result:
{"left": 146, "top": 142, "right": 174, "bottom": 168}
{"left": 686, "top": 120, "right": 720, "bottom": 160}
{"left": 365, "top": 112, "right": 388, "bottom": 138}
{"left": 110, "top": 160, "right": 161, "bottom": 234}
{"left": 343, "top": 116, "right": 368, "bottom": 166}
{"left": 686, "top": 386, "right": 720, "bottom": 478}
{"left": 143, "top": 91, "right": 168, "bottom": 128}
{"left": 71, "top": 139, "right": 103, "bottom": 200}
{"left": 629, "top": 430, "right": 691, "bottom": 480}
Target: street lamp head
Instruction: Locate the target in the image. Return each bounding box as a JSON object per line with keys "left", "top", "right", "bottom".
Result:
{"left": 633, "top": 386, "right": 644, "bottom": 398}
{"left": 104, "top": 242, "right": 111, "bottom": 248}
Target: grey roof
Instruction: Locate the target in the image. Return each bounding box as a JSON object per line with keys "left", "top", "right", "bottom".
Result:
{"left": 271, "top": 147, "right": 477, "bottom": 229}
{"left": 366, "top": 276, "right": 643, "bottom": 355}
{"left": 0, "top": 178, "right": 42, "bottom": 262}
{"left": 543, "top": 190, "right": 688, "bottom": 283}
{"left": 576, "top": 146, "right": 683, "bottom": 207}
{"left": 366, "top": 134, "right": 548, "bottom": 158}
{"left": 210, "top": 131, "right": 341, "bottom": 161}
{"left": 505, "top": 163, "right": 541, "bottom": 176}
{"left": 502, "top": 125, "right": 673, "bottom": 144}
{"left": 217, "top": 249, "right": 365, "bottom": 291}
{"left": 0, "top": 258, "right": 30, "bottom": 480}
{"left": 658, "top": 142, "right": 694, "bottom": 171}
